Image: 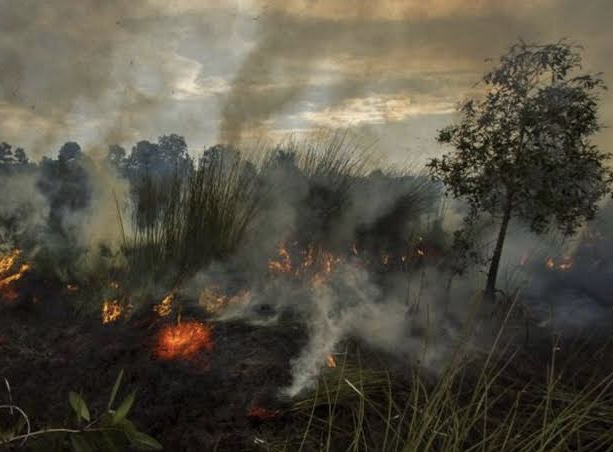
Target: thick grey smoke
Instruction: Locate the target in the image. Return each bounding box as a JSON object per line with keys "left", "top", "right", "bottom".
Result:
{"left": 219, "top": 0, "right": 612, "bottom": 149}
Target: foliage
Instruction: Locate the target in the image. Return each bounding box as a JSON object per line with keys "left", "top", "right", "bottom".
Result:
{"left": 0, "top": 369, "right": 162, "bottom": 451}
{"left": 428, "top": 39, "right": 613, "bottom": 300}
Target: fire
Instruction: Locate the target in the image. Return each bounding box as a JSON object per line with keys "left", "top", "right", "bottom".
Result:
{"left": 302, "top": 244, "right": 315, "bottom": 270}
{"left": 558, "top": 257, "right": 573, "bottom": 271}
{"left": 154, "top": 293, "right": 173, "bottom": 317}
{"left": 247, "top": 405, "right": 279, "bottom": 420}
{"left": 0, "top": 249, "right": 20, "bottom": 274}
{"left": 326, "top": 353, "right": 337, "bottom": 368}
{"left": 268, "top": 241, "right": 345, "bottom": 286}
{"left": 199, "top": 287, "right": 251, "bottom": 315}
{"left": 0, "top": 249, "right": 30, "bottom": 302}
{"left": 102, "top": 299, "right": 123, "bottom": 324}
{"left": 268, "top": 242, "right": 292, "bottom": 274}
{"left": 321, "top": 251, "right": 340, "bottom": 274}
{"left": 155, "top": 321, "right": 214, "bottom": 361}
{"left": 545, "top": 256, "right": 573, "bottom": 271}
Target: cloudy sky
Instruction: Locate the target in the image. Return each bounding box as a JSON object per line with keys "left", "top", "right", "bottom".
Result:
{"left": 1, "top": 0, "right": 611, "bottom": 164}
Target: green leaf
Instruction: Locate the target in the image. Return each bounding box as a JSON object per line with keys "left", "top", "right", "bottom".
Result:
{"left": 125, "top": 430, "right": 164, "bottom": 451}
{"left": 70, "top": 434, "right": 93, "bottom": 452}
{"left": 92, "top": 432, "right": 122, "bottom": 452}
{"left": 69, "top": 391, "right": 91, "bottom": 422}
{"left": 112, "top": 390, "right": 136, "bottom": 425}
{"left": 108, "top": 368, "right": 124, "bottom": 411}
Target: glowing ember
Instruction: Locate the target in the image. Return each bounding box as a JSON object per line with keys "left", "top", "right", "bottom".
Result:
{"left": 545, "top": 256, "right": 573, "bottom": 271}
{"left": 326, "top": 353, "right": 337, "bottom": 368}
{"left": 558, "top": 257, "right": 573, "bottom": 271}
{"left": 321, "top": 251, "right": 339, "bottom": 274}
{"left": 381, "top": 254, "right": 390, "bottom": 265}
{"left": 417, "top": 249, "right": 425, "bottom": 257}
{"left": 0, "top": 249, "right": 20, "bottom": 274}
{"left": 155, "top": 321, "right": 213, "bottom": 361}
{"left": 247, "top": 405, "right": 279, "bottom": 420}
{"left": 66, "top": 284, "right": 79, "bottom": 293}
{"left": 268, "top": 242, "right": 292, "bottom": 274}
{"left": 301, "top": 244, "right": 315, "bottom": 270}
{"left": 154, "top": 293, "right": 173, "bottom": 317}
{"left": 199, "top": 287, "right": 229, "bottom": 314}
{"left": 0, "top": 250, "right": 30, "bottom": 302}
{"left": 101, "top": 299, "right": 123, "bottom": 324}
{"left": 199, "top": 287, "right": 251, "bottom": 315}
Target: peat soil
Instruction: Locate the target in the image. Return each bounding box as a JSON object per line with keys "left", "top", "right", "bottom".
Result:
{"left": 0, "top": 287, "right": 309, "bottom": 451}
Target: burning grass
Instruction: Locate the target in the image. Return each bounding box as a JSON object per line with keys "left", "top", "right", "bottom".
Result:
{"left": 154, "top": 321, "right": 214, "bottom": 361}
{"left": 2, "top": 134, "right": 613, "bottom": 450}
{"left": 0, "top": 249, "right": 31, "bottom": 303}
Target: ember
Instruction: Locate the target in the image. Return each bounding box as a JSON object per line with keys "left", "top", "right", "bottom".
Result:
{"left": 326, "top": 353, "right": 337, "bottom": 368}
{"left": 154, "top": 293, "right": 174, "bottom": 317}
{"left": 199, "top": 287, "right": 228, "bottom": 315}
{"left": 102, "top": 299, "right": 123, "bottom": 324}
{"left": 247, "top": 405, "right": 279, "bottom": 421}
{"left": 155, "top": 321, "right": 213, "bottom": 361}
{"left": 198, "top": 287, "right": 252, "bottom": 316}
{"left": 545, "top": 256, "right": 573, "bottom": 271}
{"left": 268, "top": 242, "right": 292, "bottom": 274}
{"left": 0, "top": 249, "right": 31, "bottom": 302}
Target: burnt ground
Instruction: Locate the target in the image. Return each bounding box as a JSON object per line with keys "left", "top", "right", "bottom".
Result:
{"left": 0, "top": 290, "right": 310, "bottom": 451}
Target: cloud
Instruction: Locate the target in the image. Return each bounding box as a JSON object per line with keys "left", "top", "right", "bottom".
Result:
{"left": 1, "top": 0, "right": 610, "bottom": 158}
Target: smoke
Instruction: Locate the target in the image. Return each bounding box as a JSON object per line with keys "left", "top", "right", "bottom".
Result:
{"left": 67, "top": 153, "right": 132, "bottom": 263}
{"left": 0, "top": 0, "right": 194, "bottom": 156}
{"left": 280, "top": 263, "right": 469, "bottom": 397}
{"left": 0, "top": 172, "right": 49, "bottom": 247}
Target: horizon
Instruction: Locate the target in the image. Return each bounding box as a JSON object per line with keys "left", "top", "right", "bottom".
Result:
{"left": 1, "top": 0, "right": 611, "bottom": 165}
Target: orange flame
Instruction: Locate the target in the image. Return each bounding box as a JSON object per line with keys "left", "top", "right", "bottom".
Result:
{"left": 0, "top": 249, "right": 20, "bottom": 274}
{"left": 199, "top": 287, "right": 251, "bottom": 315}
{"left": 155, "top": 321, "right": 214, "bottom": 361}
{"left": 545, "top": 256, "right": 573, "bottom": 271}
{"left": 102, "top": 299, "right": 123, "bottom": 324}
{"left": 268, "top": 242, "right": 292, "bottom": 274}
{"left": 247, "top": 405, "right": 279, "bottom": 420}
{"left": 0, "top": 250, "right": 30, "bottom": 302}
{"left": 326, "top": 353, "right": 337, "bottom": 368}
{"left": 154, "top": 293, "right": 174, "bottom": 317}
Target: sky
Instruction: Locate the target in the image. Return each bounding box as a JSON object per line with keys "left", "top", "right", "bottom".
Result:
{"left": 0, "top": 0, "right": 611, "bottom": 165}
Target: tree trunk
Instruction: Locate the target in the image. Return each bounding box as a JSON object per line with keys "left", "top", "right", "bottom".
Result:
{"left": 484, "top": 203, "right": 512, "bottom": 302}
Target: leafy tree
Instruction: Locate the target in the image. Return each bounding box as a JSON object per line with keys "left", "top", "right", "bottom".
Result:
{"left": 38, "top": 142, "right": 92, "bottom": 238}
{"left": 126, "top": 135, "right": 193, "bottom": 180}
{"left": 0, "top": 142, "right": 32, "bottom": 173}
{"left": 107, "top": 144, "right": 127, "bottom": 174}
{"left": 427, "top": 40, "right": 613, "bottom": 301}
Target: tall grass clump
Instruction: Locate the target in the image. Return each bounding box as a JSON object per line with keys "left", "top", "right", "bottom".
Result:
{"left": 265, "top": 299, "right": 613, "bottom": 452}
{"left": 123, "top": 148, "right": 262, "bottom": 289}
